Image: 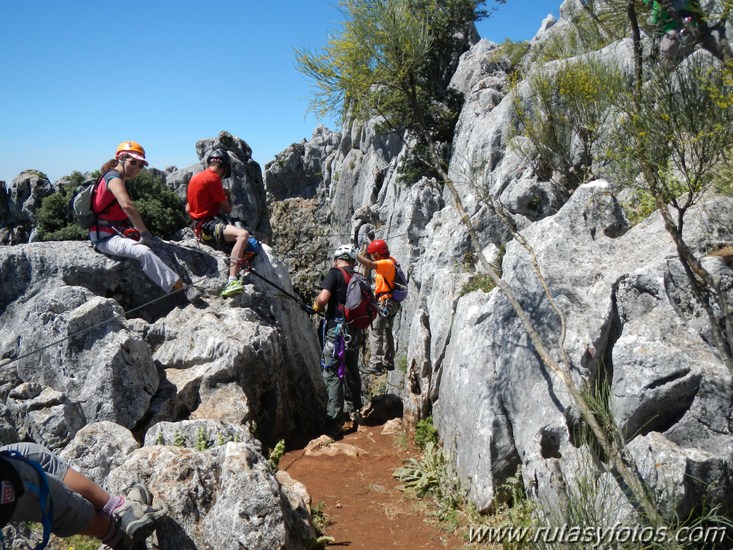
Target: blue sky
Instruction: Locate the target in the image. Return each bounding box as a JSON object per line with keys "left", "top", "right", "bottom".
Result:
{"left": 0, "top": 0, "right": 560, "bottom": 184}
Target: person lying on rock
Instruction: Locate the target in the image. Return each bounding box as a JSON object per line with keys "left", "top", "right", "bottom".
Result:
{"left": 89, "top": 140, "right": 201, "bottom": 303}
{"left": 186, "top": 148, "right": 258, "bottom": 298}
{"left": 0, "top": 442, "right": 166, "bottom": 550}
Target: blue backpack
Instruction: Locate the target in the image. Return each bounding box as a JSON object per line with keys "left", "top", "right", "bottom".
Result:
{"left": 387, "top": 259, "right": 408, "bottom": 302}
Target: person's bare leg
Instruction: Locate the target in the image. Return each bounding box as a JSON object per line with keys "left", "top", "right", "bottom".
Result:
{"left": 223, "top": 225, "right": 250, "bottom": 278}
{"left": 62, "top": 467, "right": 111, "bottom": 511}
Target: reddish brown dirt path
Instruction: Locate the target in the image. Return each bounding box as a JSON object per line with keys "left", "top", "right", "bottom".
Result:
{"left": 280, "top": 423, "right": 465, "bottom": 550}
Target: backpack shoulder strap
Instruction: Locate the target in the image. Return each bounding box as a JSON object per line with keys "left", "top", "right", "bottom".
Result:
{"left": 93, "top": 174, "right": 117, "bottom": 216}
{"left": 335, "top": 267, "right": 352, "bottom": 285}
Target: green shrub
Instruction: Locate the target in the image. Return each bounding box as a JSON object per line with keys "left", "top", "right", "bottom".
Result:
{"left": 36, "top": 171, "right": 88, "bottom": 241}
{"left": 460, "top": 274, "right": 496, "bottom": 296}
{"left": 489, "top": 39, "right": 530, "bottom": 75}
{"left": 513, "top": 58, "right": 624, "bottom": 189}
{"left": 127, "top": 170, "right": 187, "bottom": 239}
{"left": 394, "top": 441, "right": 445, "bottom": 496}
{"left": 414, "top": 416, "right": 439, "bottom": 450}
{"left": 173, "top": 431, "right": 186, "bottom": 447}
{"left": 196, "top": 426, "right": 210, "bottom": 451}
{"left": 622, "top": 188, "right": 657, "bottom": 226}
{"left": 268, "top": 439, "right": 286, "bottom": 472}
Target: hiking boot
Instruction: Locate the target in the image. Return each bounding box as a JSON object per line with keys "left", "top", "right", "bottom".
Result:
{"left": 114, "top": 499, "right": 168, "bottom": 541}
{"left": 342, "top": 415, "right": 359, "bottom": 434}
{"left": 220, "top": 279, "right": 244, "bottom": 297}
{"left": 323, "top": 419, "right": 343, "bottom": 440}
{"left": 184, "top": 284, "right": 203, "bottom": 303}
{"left": 127, "top": 483, "right": 153, "bottom": 506}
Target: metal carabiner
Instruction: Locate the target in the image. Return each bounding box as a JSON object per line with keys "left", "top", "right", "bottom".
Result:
{"left": 342, "top": 331, "right": 352, "bottom": 349}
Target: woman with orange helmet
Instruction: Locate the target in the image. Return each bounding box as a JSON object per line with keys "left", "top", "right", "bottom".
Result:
{"left": 356, "top": 239, "right": 401, "bottom": 374}
{"left": 89, "top": 142, "right": 200, "bottom": 301}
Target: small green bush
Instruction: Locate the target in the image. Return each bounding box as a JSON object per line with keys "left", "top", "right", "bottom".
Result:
{"left": 459, "top": 274, "right": 496, "bottom": 297}
{"left": 196, "top": 426, "right": 210, "bottom": 451}
{"left": 35, "top": 171, "right": 88, "bottom": 241}
{"left": 127, "top": 170, "right": 187, "bottom": 239}
{"left": 414, "top": 416, "right": 439, "bottom": 450}
{"left": 513, "top": 58, "right": 624, "bottom": 189}
{"left": 268, "top": 439, "right": 286, "bottom": 472}
{"left": 173, "top": 431, "right": 186, "bottom": 447}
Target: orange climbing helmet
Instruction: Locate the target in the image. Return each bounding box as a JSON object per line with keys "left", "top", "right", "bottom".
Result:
{"left": 115, "top": 141, "right": 148, "bottom": 166}
{"left": 367, "top": 239, "right": 389, "bottom": 256}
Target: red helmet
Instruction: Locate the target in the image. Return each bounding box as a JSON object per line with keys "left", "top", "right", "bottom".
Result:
{"left": 367, "top": 239, "right": 389, "bottom": 256}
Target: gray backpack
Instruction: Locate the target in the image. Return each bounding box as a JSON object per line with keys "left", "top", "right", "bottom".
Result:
{"left": 70, "top": 175, "right": 105, "bottom": 229}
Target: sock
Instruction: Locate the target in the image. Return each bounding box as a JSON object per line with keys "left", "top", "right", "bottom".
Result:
{"left": 102, "top": 495, "right": 125, "bottom": 518}
{"left": 228, "top": 276, "right": 237, "bottom": 283}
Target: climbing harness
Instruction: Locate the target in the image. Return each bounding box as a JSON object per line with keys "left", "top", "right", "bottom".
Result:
{"left": 334, "top": 325, "right": 352, "bottom": 380}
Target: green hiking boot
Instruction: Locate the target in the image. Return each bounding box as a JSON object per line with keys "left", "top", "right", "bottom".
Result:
{"left": 220, "top": 280, "right": 244, "bottom": 297}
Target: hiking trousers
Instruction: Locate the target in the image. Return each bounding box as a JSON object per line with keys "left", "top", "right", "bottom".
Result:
{"left": 320, "top": 320, "right": 363, "bottom": 423}
{"left": 369, "top": 301, "right": 400, "bottom": 370}
{"left": 93, "top": 234, "right": 180, "bottom": 293}
{"left": 2, "top": 442, "right": 94, "bottom": 536}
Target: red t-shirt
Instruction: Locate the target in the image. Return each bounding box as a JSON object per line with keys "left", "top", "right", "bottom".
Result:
{"left": 187, "top": 169, "right": 228, "bottom": 220}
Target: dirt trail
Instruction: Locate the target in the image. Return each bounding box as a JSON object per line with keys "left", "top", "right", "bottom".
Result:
{"left": 280, "top": 422, "right": 465, "bottom": 549}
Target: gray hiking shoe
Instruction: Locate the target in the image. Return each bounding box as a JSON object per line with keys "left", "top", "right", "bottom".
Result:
{"left": 114, "top": 499, "right": 168, "bottom": 541}
{"left": 127, "top": 483, "right": 153, "bottom": 506}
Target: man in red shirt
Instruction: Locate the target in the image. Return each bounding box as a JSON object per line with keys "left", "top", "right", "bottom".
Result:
{"left": 187, "top": 149, "right": 252, "bottom": 297}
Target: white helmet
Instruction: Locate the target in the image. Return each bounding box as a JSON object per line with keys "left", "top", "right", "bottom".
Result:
{"left": 333, "top": 244, "right": 357, "bottom": 261}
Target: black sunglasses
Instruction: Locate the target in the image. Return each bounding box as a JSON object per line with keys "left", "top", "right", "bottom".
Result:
{"left": 127, "top": 158, "right": 146, "bottom": 168}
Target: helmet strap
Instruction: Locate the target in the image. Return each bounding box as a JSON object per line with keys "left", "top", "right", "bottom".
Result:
{"left": 118, "top": 156, "right": 129, "bottom": 179}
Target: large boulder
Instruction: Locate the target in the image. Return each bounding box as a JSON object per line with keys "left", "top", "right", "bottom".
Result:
{"left": 166, "top": 131, "right": 272, "bottom": 239}
{"left": 433, "top": 183, "right": 733, "bottom": 517}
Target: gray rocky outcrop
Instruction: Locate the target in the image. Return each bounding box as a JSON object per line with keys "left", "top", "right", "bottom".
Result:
{"left": 264, "top": 126, "right": 342, "bottom": 201}
{"left": 265, "top": 0, "right": 733, "bottom": 527}
{"left": 0, "top": 172, "right": 53, "bottom": 244}
{"left": 2, "top": 0, "right": 733, "bottom": 543}
{"left": 0, "top": 237, "right": 324, "bottom": 547}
